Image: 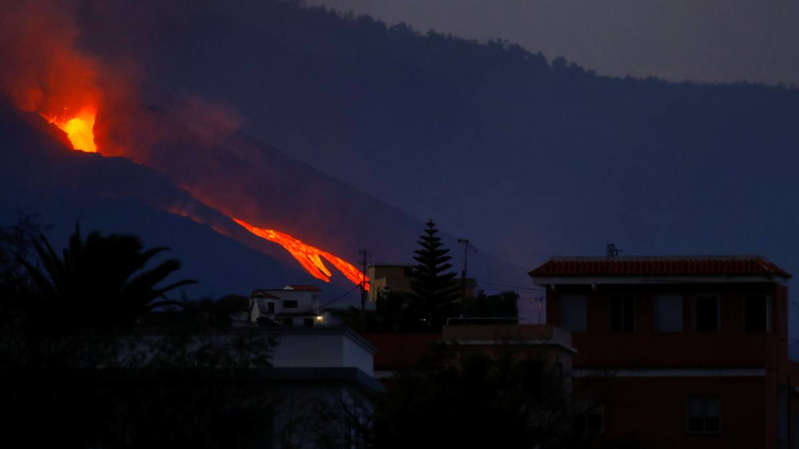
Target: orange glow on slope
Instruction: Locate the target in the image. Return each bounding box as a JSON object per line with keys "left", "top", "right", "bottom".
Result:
{"left": 43, "top": 107, "right": 98, "bottom": 152}
{"left": 233, "top": 217, "right": 369, "bottom": 290}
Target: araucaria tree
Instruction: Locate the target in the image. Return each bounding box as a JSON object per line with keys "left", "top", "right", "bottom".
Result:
{"left": 409, "top": 220, "right": 460, "bottom": 329}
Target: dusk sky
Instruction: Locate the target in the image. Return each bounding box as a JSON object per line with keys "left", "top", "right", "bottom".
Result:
{"left": 308, "top": 0, "right": 799, "bottom": 85}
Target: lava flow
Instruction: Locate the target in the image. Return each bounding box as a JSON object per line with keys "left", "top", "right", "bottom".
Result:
{"left": 43, "top": 107, "right": 98, "bottom": 152}
{"left": 234, "top": 217, "right": 369, "bottom": 290}
{"left": 41, "top": 104, "right": 367, "bottom": 289}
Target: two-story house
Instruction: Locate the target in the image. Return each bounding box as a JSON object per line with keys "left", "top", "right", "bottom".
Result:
{"left": 250, "top": 285, "right": 336, "bottom": 327}
{"left": 530, "top": 255, "right": 794, "bottom": 449}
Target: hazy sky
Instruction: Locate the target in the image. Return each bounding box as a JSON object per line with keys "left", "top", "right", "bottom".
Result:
{"left": 306, "top": 0, "right": 799, "bottom": 85}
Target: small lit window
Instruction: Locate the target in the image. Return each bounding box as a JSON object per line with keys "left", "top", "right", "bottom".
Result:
{"left": 695, "top": 296, "right": 719, "bottom": 332}
{"left": 561, "top": 296, "right": 587, "bottom": 332}
{"left": 282, "top": 300, "right": 298, "bottom": 309}
{"left": 744, "top": 296, "right": 772, "bottom": 333}
{"left": 655, "top": 295, "right": 683, "bottom": 332}
{"left": 686, "top": 397, "right": 720, "bottom": 434}
{"left": 610, "top": 296, "right": 635, "bottom": 332}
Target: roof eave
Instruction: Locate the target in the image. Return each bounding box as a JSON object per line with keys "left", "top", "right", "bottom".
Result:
{"left": 531, "top": 274, "right": 790, "bottom": 286}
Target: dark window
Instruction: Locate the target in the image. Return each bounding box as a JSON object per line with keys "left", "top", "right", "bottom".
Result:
{"left": 695, "top": 296, "right": 719, "bottom": 332}
{"left": 267, "top": 302, "right": 275, "bottom": 313}
{"left": 561, "top": 296, "right": 587, "bottom": 332}
{"left": 303, "top": 318, "right": 314, "bottom": 327}
{"left": 610, "top": 296, "right": 635, "bottom": 332}
{"left": 282, "top": 300, "right": 298, "bottom": 309}
{"left": 744, "top": 296, "right": 772, "bottom": 333}
{"left": 655, "top": 295, "right": 683, "bottom": 332}
{"left": 687, "top": 397, "right": 720, "bottom": 434}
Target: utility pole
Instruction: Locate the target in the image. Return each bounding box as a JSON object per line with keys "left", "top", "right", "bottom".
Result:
{"left": 457, "top": 238, "right": 471, "bottom": 299}
{"left": 359, "top": 249, "right": 368, "bottom": 331}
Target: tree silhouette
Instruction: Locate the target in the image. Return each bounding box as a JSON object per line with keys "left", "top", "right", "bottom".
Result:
{"left": 409, "top": 220, "right": 459, "bottom": 329}
{"left": 22, "top": 223, "right": 195, "bottom": 334}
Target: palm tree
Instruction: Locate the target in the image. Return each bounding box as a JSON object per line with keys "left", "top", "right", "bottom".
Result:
{"left": 23, "top": 224, "right": 195, "bottom": 333}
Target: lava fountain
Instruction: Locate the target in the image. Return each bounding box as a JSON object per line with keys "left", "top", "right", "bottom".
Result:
{"left": 42, "top": 107, "right": 98, "bottom": 152}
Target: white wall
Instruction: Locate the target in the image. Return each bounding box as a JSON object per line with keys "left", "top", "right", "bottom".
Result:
{"left": 341, "top": 334, "right": 374, "bottom": 376}
{"left": 270, "top": 330, "right": 374, "bottom": 375}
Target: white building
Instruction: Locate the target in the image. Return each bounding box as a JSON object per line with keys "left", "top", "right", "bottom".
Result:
{"left": 250, "top": 285, "right": 339, "bottom": 327}
{"left": 264, "top": 326, "right": 380, "bottom": 449}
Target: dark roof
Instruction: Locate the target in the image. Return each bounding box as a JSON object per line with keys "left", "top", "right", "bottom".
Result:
{"left": 529, "top": 256, "right": 791, "bottom": 279}
{"left": 285, "top": 285, "right": 321, "bottom": 292}
{"left": 251, "top": 290, "right": 279, "bottom": 299}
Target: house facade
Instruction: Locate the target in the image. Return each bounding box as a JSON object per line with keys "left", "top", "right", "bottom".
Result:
{"left": 367, "top": 264, "right": 478, "bottom": 301}
{"left": 250, "top": 285, "right": 338, "bottom": 327}
{"left": 530, "top": 255, "right": 795, "bottom": 449}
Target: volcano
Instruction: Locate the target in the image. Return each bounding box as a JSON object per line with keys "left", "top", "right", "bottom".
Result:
{"left": 0, "top": 102, "right": 313, "bottom": 297}
{"left": 0, "top": 101, "right": 520, "bottom": 302}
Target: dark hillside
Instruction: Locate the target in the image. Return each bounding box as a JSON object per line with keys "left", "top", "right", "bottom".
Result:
{"left": 77, "top": 0, "right": 798, "bottom": 264}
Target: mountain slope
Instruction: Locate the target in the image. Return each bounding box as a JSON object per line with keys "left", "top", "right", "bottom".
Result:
{"left": 78, "top": 0, "right": 799, "bottom": 264}
{"left": 0, "top": 103, "right": 323, "bottom": 298}
{"left": 74, "top": 0, "right": 798, "bottom": 329}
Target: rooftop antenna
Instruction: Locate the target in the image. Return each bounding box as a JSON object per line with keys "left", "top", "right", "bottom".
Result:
{"left": 606, "top": 243, "right": 621, "bottom": 258}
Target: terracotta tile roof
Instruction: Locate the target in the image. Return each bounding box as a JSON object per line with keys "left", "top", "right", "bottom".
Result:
{"left": 529, "top": 256, "right": 791, "bottom": 279}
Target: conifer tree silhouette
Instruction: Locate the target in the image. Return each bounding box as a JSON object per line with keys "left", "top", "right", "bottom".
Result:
{"left": 409, "top": 220, "right": 459, "bottom": 329}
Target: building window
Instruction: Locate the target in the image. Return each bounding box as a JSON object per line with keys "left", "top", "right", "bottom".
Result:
{"left": 282, "top": 300, "right": 298, "bottom": 309}
{"left": 744, "top": 296, "right": 772, "bottom": 333}
{"left": 686, "top": 397, "right": 720, "bottom": 434}
{"left": 610, "top": 296, "right": 635, "bottom": 332}
{"left": 695, "top": 296, "right": 719, "bottom": 332}
{"left": 267, "top": 302, "right": 275, "bottom": 314}
{"left": 655, "top": 295, "right": 683, "bottom": 332}
{"left": 561, "top": 296, "right": 587, "bottom": 332}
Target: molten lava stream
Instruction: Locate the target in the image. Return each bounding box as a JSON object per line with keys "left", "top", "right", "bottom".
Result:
{"left": 233, "top": 217, "right": 369, "bottom": 290}
{"left": 42, "top": 107, "right": 98, "bottom": 153}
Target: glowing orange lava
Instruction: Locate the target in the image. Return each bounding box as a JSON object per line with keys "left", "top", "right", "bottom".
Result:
{"left": 234, "top": 217, "right": 369, "bottom": 290}
{"left": 43, "top": 107, "right": 98, "bottom": 152}
{"left": 42, "top": 106, "right": 364, "bottom": 289}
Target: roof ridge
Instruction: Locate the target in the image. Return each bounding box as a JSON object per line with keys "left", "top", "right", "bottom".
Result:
{"left": 530, "top": 255, "right": 791, "bottom": 279}
{"left": 550, "top": 255, "right": 764, "bottom": 261}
